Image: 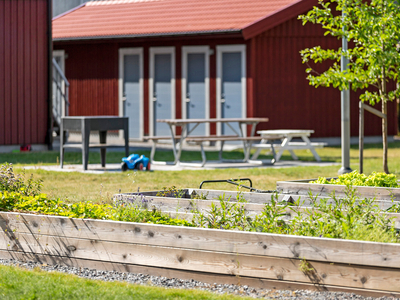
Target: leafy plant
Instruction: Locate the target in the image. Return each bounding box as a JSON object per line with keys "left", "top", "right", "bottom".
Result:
{"left": 156, "top": 186, "right": 186, "bottom": 198}
{"left": 191, "top": 192, "right": 252, "bottom": 231}
{"left": 0, "top": 163, "right": 42, "bottom": 196}
{"left": 310, "top": 170, "right": 399, "bottom": 187}
{"left": 299, "top": 0, "right": 400, "bottom": 173}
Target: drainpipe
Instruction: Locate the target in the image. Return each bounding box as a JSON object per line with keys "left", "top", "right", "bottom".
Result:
{"left": 45, "top": 0, "right": 53, "bottom": 150}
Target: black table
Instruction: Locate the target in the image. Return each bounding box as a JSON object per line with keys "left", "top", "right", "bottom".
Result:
{"left": 60, "top": 116, "right": 129, "bottom": 170}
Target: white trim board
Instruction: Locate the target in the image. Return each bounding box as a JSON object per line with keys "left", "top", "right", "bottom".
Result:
{"left": 118, "top": 47, "right": 144, "bottom": 140}
{"left": 181, "top": 46, "right": 210, "bottom": 137}
{"left": 216, "top": 44, "right": 247, "bottom": 136}
{"left": 149, "top": 47, "right": 176, "bottom": 136}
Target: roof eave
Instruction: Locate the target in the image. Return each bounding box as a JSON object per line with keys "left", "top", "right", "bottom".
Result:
{"left": 241, "top": 0, "right": 317, "bottom": 40}
{"left": 53, "top": 29, "right": 242, "bottom": 42}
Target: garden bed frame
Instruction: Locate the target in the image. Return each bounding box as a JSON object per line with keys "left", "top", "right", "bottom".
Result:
{"left": 1, "top": 207, "right": 400, "bottom": 297}
{"left": 277, "top": 179, "right": 400, "bottom": 201}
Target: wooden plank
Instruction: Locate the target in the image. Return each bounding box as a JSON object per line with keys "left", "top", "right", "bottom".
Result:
{"left": 2, "top": 212, "right": 400, "bottom": 269}
{"left": 0, "top": 249, "right": 398, "bottom": 298}
{"left": 277, "top": 181, "right": 400, "bottom": 201}
{"left": 115, "top": 190, "right": 397, "bottom": 210}
{"left": 1, "top": 230, "right": 400, "bottom": 291}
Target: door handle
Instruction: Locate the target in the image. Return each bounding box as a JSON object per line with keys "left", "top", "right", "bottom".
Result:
{"left": 221, "top": 98, "right": 226, "bottom": 103}
{"left": 122, "top": 97, "right": 127, "bottom": 102}
{"left": 185, "top": 98, "right": 190, "bottom": 102}
{"left": 153, "top": 97, "right": 157, "bottom": 102}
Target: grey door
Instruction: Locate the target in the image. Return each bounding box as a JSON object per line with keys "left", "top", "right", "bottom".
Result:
{"left": 153, "top": 54, "right": 172, "bottom": 136}
{"left": 186, "top": 53, "right": 206, "bottom": 135}
{"left": 221, "top": 52, "right": 242, "bottom": 135}
{"left": 123, "top": 54, "right": 141, "bottom": 139}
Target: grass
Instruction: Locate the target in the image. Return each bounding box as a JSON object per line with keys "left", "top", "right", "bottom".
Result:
{"left": 1, "top": 141, "right": 399, "bottom": 203}
{"left": 0, "top": 265, "right": 253, "bottom": 300}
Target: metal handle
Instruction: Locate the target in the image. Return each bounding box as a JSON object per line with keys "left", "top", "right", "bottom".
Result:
{"left": 221, "top": 98, "right": 225, "bottom": 103}
{"left": 185, "top": 98, "right": 190, "bottom": 102}
{"left": 122, "top": 97, "right": 127, "bottom": 102}
{"left": 153, "top": 97, "right": 157, "bottom": 102}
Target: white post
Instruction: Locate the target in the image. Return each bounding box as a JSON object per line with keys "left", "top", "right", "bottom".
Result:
{"left": 338, "top": 9, "right": 352, "bottom": 175}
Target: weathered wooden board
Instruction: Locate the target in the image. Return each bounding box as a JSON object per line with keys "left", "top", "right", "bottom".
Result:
{"left": 1, "top": 250, "right": 398, "bottom": 298}
{"left": 1, "top": 230, "right": 400, "bottom": 291}
{"left": 113, "top": 189, "right": 393, "bottom": 212}
{"left": 1, "top": 212, "right": 400, "bottom": 269}
{"left": 277, "top": 181, "right": 400, "bottom": 201}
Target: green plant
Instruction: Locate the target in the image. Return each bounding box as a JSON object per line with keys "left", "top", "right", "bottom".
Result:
{"left": 299, "top": 0, "right": 400, "bottom": 173}
{"left": 310, "top": 170, "right": 399, "bottom": 187}
{"left": 299, "top": 258, "right": 314, "bottom": 274}
{"left": 156, "top": 186, "right": 186, "bottom": 198}
{"left": 192, "top": 192, "right": 252, "bottom": 231}
{"left": 0, "top": 163, "right": 42, "bottom": 196}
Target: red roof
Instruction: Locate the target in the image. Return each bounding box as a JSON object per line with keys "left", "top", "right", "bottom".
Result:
{"left": 53, "top": 0, "right": 315, "bottom": 41}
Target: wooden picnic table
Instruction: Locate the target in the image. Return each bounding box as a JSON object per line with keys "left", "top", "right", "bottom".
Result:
{"left": 145, "top": 118, "right": 270, "bottom": 166}
{"left": 251, "top": 129, "right": 326, "bottom": 162}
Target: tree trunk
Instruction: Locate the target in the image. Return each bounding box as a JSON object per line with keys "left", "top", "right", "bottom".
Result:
{"left": 382, "top": 99, "right": 389, "bottom": 174}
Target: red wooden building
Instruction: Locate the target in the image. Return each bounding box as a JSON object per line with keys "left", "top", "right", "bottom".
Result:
{"left": 0, "top": 0, "right": 52, "bottom": 148}
{"left": 52, "top": 0, "right": 397, "bottom": 140}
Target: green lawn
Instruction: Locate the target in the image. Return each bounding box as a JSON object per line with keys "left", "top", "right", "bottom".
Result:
{"left": 0, "top": 141, "right": 399, "bottom": 203}
{"left": 0, "top": 265, "right": 253, "bottom": 300}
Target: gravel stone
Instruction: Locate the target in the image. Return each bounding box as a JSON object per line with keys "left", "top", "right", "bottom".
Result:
{"left": 0, "top": 258, "right": 398, "bottom": 299}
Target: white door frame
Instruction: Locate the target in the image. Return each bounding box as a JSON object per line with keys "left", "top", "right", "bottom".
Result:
{"left": 216, "top": 45, "right": 247, "bottom": 136}
{"left": 118, "top": 47, "right": 144, "bottom": 140}
{"left": 181, "top": 46, "right": 210, "bottom": 136}
{"left": 149, "top": 47, "right": 176, "bottom": 136}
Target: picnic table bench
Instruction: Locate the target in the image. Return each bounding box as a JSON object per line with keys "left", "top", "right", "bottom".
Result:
{"left": 185, "top": 134, "right": 283, "bottom": 167}
{"left": 146, "top": 118, "right": 270, "bottom": 166}
{"left": 251, "top": 129, "right": 326, "bottom": 162}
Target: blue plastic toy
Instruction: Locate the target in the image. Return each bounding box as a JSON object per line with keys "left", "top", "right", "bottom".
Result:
{"left": 121, "top": 154, "right": 150, "bottom": 171}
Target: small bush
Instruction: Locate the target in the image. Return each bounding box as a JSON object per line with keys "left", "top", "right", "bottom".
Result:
{"left": 310, "top": 170, "right": 399, "bottom": 188}
{"left": 0, "top": 163, "right": 42, "bottom": 196}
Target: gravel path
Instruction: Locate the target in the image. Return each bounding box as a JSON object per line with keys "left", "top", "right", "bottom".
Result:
{"left": 0, "top": 258, "right": 397, "bottom": 300}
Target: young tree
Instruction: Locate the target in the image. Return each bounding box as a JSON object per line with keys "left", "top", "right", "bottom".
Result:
{"left": 299, "top": 0, "right": 400, "bottom": 173}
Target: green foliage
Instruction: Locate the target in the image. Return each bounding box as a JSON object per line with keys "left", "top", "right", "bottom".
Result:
{"left": 0, "top": 190, "right": 193, "bottom": 227}
{"left": 1, "top": 165, "right": 398, "bottom": 244}
{"left": 310, "top": 170, "right": 399, "bottom": 187}
{"left": 191, "top": 192, "right": 252, "bottom": 231}
{"left": 0, "top": 163, "right": 42, "bottom": 196}
{"left": 156, "top": 186, "right": 186, "bottom": 198}
{"left": 299, "top": 0, "right": 400, "bottom": 105}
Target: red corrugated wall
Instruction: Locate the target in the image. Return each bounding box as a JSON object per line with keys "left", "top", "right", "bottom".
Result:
{"left": 55, "top": 26, "right": 397, "bottom": 138}
{"left": 55, "top": 36, "right": 245, "bottom": 136}
{"left": 0, "top": 0, "right": 49, "bottom": 145}
{"left": 250, "top": 17, "right": 398, "bottom": 137}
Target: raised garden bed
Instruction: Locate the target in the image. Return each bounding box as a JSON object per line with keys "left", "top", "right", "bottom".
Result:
{"left": 277, "top": 179, "right": 400, "bottom": 201}
{"left": 1, "top": 211, "right": 400, "bottom": 297}
{"left": 1, "top": 185, "right": 400, "bottom": 297}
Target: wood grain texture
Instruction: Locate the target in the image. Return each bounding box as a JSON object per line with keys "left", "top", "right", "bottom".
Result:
{"left": 1, "top": 229, "right": 400, "bottom": 291}
{"left": 1, "top": 212, "right": 400, "bottom": 269}
{"left": 1, "top": 249, "right": 399, "bottom": 298}
{"left": 277, "top": 181, "right": 400, "bottom": 201}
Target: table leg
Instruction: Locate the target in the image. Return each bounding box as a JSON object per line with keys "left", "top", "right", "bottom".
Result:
{"left": 174, "top": 124, "right": 188, "bottom": 165}
{"left": 124, "top": 118, "right": 129, "bottom": 157}
{"left": 82, "top": 119, "right": 90, "bottom": 171}
{"left": 99, "top": 131, "right": 107, "bottom": 168}
{"left": 302, "top": 135, "right": 321, "bottom": 161}
{"left": 60, "top": 120, "right": 65, "bottom": 169}
{"left": 219, "top": 141, "right": 225, "bottom": 161}
{"left": 276, "top": 136, "right": 297, "bottom": 162}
